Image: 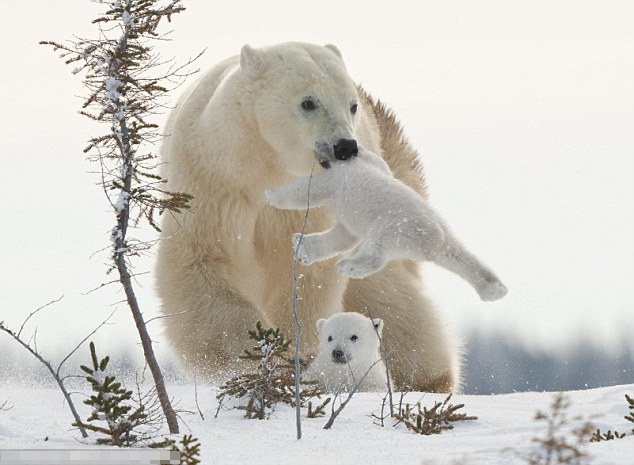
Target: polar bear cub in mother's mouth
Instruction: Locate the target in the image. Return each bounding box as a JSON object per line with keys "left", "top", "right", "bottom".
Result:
{"left": 265, "top": 146, "right": 508, "bottom": 302}
{"left": 265, "top": 148, "right": 507, "bottom": 301}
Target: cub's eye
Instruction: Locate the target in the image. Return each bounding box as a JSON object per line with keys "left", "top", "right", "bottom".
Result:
{"left": 301, "top": 99, "right": 316, "bottom": 111}
{"left": 350, "top": 335, "right": 358, "bottom": 342}
{"left": 327, "top": 336, "right": 333, "bottom": 342}
{"left": 350, "top": 103, "right": 358, "bottom": 114}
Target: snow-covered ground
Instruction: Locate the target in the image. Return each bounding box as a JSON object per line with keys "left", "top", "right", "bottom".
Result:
{"left": 1, "top": 381, "right": 632, "bottom": 464}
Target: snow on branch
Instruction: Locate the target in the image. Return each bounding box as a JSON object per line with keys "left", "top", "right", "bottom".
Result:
{"left": 40, "top": 0, "right": 202, "bottom": 436}
{"left": 40, "top": 0, "right": 199, "bottom": 245}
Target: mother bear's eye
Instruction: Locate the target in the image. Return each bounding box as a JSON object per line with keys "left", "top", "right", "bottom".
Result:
{"left": 301, "top": 99, "right": 316, "bottom": 111}
{"left": 327, "top": 335, "right": 333, "bottom": 342}
{"left": 350, "top": 335, "right": 358, "bottom": 342}
{"left": 350, "top": 103, "right": 358, "bottom": 114}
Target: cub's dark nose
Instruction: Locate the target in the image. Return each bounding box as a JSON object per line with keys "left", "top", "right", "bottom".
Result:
{"left": 333, "top": 138, "right": 358, "bottom": 160}
{"left": 332, "top": 349, "right": 346, "bottom": 363}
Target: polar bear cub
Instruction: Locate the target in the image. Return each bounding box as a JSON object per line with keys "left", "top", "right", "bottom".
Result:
{"left": 265, "top": 146, "right": 507, "bottom": 301}
{"left": 306, "top": 312, "right": 388, "bottom": 393}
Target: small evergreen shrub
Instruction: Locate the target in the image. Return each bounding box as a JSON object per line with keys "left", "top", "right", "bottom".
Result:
{"left": 590, "top": 393, "right": 634, "bottom": 442}
{"left": 525, "top": 392, "right": 594, "bottom": 465}
{"left": 73, "top": 342, "right": 163, "bottom": 446}
{"left": 590, "top": 429, "right": 626, "bottom": 442}
{"left": 155, "top": 434, "right": 201, "bottom": 465}
{"left": 176, "top": 434, "right": 201, "bottom": 465}
{"left": 216, "top": 321, "right": 329, "bottom": 420}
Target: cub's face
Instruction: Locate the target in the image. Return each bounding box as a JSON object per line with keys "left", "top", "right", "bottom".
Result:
{"left": 240, "top": 43, "right": 361, "bottom": 177}
{"left": 316, "top": 314, "right": 383, "bottom": 365}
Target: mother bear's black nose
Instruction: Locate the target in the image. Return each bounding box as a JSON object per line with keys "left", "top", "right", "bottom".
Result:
{"left": 333, "top": 138, "right": 358, "bottom": 160}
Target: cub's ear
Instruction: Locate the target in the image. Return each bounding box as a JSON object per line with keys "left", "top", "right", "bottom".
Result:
{"left": 324, "top": 43, "right": 343, "bottom": 60}
{"left": 240, "top": 44, "right": 264, "bottom": 75}
{"left": 316, "top": 318, "right": 327, "bottom": 333}
{"left": 372, "top": 318, "right": 384, "bottom": 335}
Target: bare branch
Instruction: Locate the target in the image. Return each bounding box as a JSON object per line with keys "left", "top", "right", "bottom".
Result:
{"left": 194, "top": 375, "right": 204, "bottom": 421}
{"left": 144, "top": 309, "right": 188, "bottom": 325}
{"left": 0, "top": 401, "right": 13, "bottom": 411}
{"left": 16, "top": 295, "right": 63, "bottom": 339}
{"left": 81, "top": 278, "right": 123, "bottom": 295}
{"left": 364, "top": 305, "right": 394, "bottom": 417}
{"left": 0, "top": 316, "right": 88, "bottom": 438}
{"left": 291, "top": 162, "right": 316, "bottom": 440}
{"left": 323, "top": 357, "right": 384, "bottom": 430}
{"left": 56, "top": 309, "right": 117, "bottom": 377}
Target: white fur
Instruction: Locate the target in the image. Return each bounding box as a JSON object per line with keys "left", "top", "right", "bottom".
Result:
{"left": 266, "top": 147, "right": 507, "bottom": 301}
{"left": 157, "top": 42, "right": 461, "bottom": 392}
{"left": 306, "top": 313, "right": 388, "bottom": 393}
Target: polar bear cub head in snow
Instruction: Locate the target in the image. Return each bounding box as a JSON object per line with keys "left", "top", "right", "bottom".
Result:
{"left": 306, "top": 312, "right": 388, "bottom": 393}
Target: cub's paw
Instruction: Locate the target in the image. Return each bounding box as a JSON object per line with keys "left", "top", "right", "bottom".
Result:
{"left": 336, "top": 257, "right": 374, "bottom": 279}
{"left": 264, "top": 189, "right": 281, "bottom": 207}
{"left": 478, "top": 280, "right": 508, "bottom": 302}
{"left": 291, "top": 233, "right": 315, "bottom": 265}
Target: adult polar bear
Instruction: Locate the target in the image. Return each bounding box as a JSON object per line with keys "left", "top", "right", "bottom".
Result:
{"left": 156, "top": 42, "right": 460, "bottom": 392}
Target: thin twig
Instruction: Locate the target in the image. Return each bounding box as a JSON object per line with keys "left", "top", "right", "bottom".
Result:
{"left": 16, "top": 295, "right": 64, "bottom": 339}
{"left": 214, "top": 395, "right": 224, "bottom": 420}
{"left": 194, "top": 375, "right": 204, "bottom": 421}
{"left": 0, "top": 401, "right": 14, "bottom": 411}
{"left": 0, "top": 321, "right": 88, "bottom": 438}
{"left": 291, "top": 163, "right": 315, "bottom": 440}
{"left": 81, "top": 272, "right": 149, "bottom": 296}
{"left": 323, "top": 357, "right": 383, "bottom": 430}
{"left": 56, "top": 309, "right": 117, "bottom": 377}
{"left": 144, "top": 309, "right": 188, "bottom": 325}
{"left": 1, "top": 303, "right": 116, "bottom": 439}
{"left": 364, "top": 305, "right": 394, "bottom": 417}
{"left": 372, "top": 393, "right": 388, "bottom": 427}
{"left": 81, "top": 279, "right": 121, "bottom": 295}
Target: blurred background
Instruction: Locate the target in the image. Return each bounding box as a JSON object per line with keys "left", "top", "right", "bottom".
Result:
{"left": 1, "top": 0, "right": 632, "bottom": 394}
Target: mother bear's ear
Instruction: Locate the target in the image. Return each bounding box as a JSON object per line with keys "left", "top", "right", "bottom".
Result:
{"left": 240, "top": 44, "right": 264, "bottom": 76}
{"left": 324, "top": 44, "right": 343, "bottom": 61}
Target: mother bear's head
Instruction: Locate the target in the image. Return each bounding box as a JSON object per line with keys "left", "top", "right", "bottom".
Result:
{"left": 239, "top": 42, "right": 361, "bottom": 175}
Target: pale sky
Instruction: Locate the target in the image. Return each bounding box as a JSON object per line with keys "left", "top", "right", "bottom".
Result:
{"left": 0, "top": 0, "right": 632, "bottom": 364}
